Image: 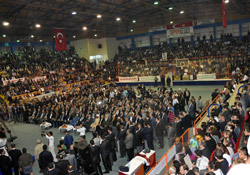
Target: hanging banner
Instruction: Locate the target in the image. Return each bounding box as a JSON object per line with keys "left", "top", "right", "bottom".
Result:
{"left": 119, "top": 76, "right": 138, "bottom": 82}
{"left": 166, "top": 22, "right": 194, "bottom": 38}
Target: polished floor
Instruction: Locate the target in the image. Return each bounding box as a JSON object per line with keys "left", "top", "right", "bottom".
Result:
{"left": 4, "top": 85, "right": 224, "bottom": 175}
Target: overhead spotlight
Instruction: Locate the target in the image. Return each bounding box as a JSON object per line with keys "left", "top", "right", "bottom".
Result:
{"left": 40, "top": 39, "right": 42, "bottom": 42}
{"left": 73, "top": 35, "right": 76, "bottom": 38}
{"left": 97, "top": 14, "right": 102, "bottom": 18}
{"left": 35, "top": 24, "right": 41, "bottom": 28}
{"left": 168, "top": 7, "right": 173, "bottom": 10}
{"left": 94, "top": 34, "right": 97, "bottom": 37}
{"left": 132, "top": 20, "right": 136, "bottom": 23}
{"left": 30, "top": 35, "right": 34, "bottom": 38}
{"left": 17, "top": 40, "right": 20, "bottom": 42}
{"left": 82, "top": 26, "right": 87, "bottom": 30}
{"left": 225, "top": 0, "right": 229, "bottom": 3}
{"left": 71, "top": 11, "right": 77, "bottom": 15}
{"left": 53, "top": 36, "right": 55, "bottom": 38}
{"left": 180, "top": 10, "right": 184, "bottom": 14}
{"left": 170, "top": 21, "right": 173, "bottom": 24}
{"left": 3, "top": 21, "right": 9, "bottom": 26}
{"left": 116, "top": 17, "right": 121, "bottom": 21}
{"left": 2, "top": 34, "right": 6, "bottom": 38}
{"left": 154, "top": 1, "right": 159, "bottom": 5}
{"left": 130, "top": 29, "right": 133, "bottom": 32}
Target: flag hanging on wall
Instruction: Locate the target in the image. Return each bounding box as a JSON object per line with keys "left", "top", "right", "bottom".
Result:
{"left": 54, "top": 28, "right": 67, "bottom": 51}
{"left": 222, "top": 0, "right": 227, "bottom": 28}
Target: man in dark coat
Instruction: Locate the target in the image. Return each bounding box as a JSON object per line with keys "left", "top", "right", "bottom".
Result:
{"left": 135, "top": 123, "right": 144, "bottom": 153}
{"left": 106, "top": 127, "right": 117, "bottom": 164}
{"left": 143, "top": 123, "right": 154, "bottom": 150}
{"left": 155, "top": 117, "right": 164, "bottom": 149}
{"left": 118, "top": 125, "right": 126, "bottom": 158}
{"left": 8, "top": 144, "right": 22, "bottom": 175}
{"left": 100, "top": 135, "right": 112, "bottom": 174}
{"left": 184, "top": 88, "right": 191, "bottom": 105}
{"left": 0, "top": 149, "right": 12, "bottom": 175}
{"left": 39, "top": 145, "right": 54, "bottom": 174}
{"left": 90, "top": 140, "right": 103, "bottom": 175}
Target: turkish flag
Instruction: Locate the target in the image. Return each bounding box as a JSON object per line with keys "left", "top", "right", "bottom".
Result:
{"left": 222, "top": 0, "right": 227, "bottom": 28}
{"left": 54, "top": 28, "right": 67, "bottom": 51}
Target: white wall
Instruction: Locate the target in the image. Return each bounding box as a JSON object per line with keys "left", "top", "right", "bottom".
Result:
{"left": 194, "top": 27, "right": 214, "bottom": 40}
{"left": 153, "top": 33, "right": 167, "bottom": 45}
{"left": 242, "top": 22, "right": 250, "bottom": 36}
{"left": 70, "top": 37, "right": 118, "bottom": 61}
{"left": 216, "top": 24, "right": 240, "bottom": 39}
{"left": 117, "top": 39, "right": 131, "bottom": 48}
{"left": 134, "top": 36, "right": 150, "bottom": 47}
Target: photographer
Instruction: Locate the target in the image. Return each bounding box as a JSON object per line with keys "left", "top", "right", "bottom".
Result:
{"left": 43, "top": 131, "right": 56, "bottom": 162}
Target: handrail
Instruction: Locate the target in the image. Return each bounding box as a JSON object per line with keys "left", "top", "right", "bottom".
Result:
{"left": 193, "top": 94, "right": 220, "bottom": 134}
{"left": 238, "top": 84, "right": 248, "bottom": 94}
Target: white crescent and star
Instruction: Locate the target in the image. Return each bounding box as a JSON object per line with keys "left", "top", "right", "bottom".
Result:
{"left": 56, "top": 32, "right": 63, "bottom": 43}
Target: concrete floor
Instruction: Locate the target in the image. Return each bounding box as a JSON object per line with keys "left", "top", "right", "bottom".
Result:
{"left": 4, "top": 85, "right": 224, "bottom": 175}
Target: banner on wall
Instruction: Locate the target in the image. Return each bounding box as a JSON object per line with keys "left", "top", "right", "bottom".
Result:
{"left": 3, "top": 76, "right": 47, "bottom": 86}
{"left": 197, "top": 19, "right": 215, "bottom": 25}
{"left": 119, "top": 76, "right": 138, "bottom": 82}
{"left": 139, "top": 76, "right": 160, "bottom": 82}
{"left": 197, "top": 73, "right": 216, "bottom": 80}
{"left": 148, "top": 26, "right": 166, "bottom": 32}
{"left": 166, "top": 22, "right": 194, "bottom": 38}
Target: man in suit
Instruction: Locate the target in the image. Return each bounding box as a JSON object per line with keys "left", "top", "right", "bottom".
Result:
{"left": 184, "top": 88, "right": 191, "bottom": 106}
{"left": 64, "top": 131, "right": 74, "bottom": 149}
{"left": 180, "top": 164, "right": 195, "bottom": 175}
{"left": 8, "top": 144, "right": 22, "bottom": 175}
{"left": 39, "top": 145, "right": 54, "bottom": 174}
{"left": 90, "top": 140, "right": 103, "bottom": 175}
{"left": 187, "top": 100, "right": 195, "bottom": 119}
{"left": 155, "top": 117, "right": 164, "bottom": 149}
{"left": 175, "top": 116, "right": 183, "bottom": 137}
{"left": 100, "top": 135, "right": 112, "bottom": 174}
{"left": 106, "top": 127, "right": 117, "bottom": 164}
{"left": 124, "top": 129, "right": 134, "bottom": 161}
{"left": 143, "top": 123, "right": 154, "bottom": 150}
{"left": 0, "top": 149, "right": 12, "bottom": 175}
{"left": 135, "top": 123, "right": 144, "bottom": 153}
{"left": 18, "top": 148, "right": 34, "bottom": 175}
{"left": 118, "top": 125, "right": 126, "bottom": 158}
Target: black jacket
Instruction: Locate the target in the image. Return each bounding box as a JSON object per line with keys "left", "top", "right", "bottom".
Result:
{"left": 91, "top": 145, "right": 101, "bottom": 164}
{"left": 8, "top": 149, "right": 22, "bottom": 167}
{"left": 100, "top": 139, "right": 111, "bottom": 157}
{"left": 55, "top": 159, "right": 70, "bottom": 175}
{"left": 39, "top": 150, "right": 54, "bottom": 170}
{"left": 0, "top": 155, "right": 12, "bottom": 175}
{"left": 135, "top": 128, "right": 144, "bottom": 146}
{"left": 155, "top": 121, "right": 164, "bottom": 137}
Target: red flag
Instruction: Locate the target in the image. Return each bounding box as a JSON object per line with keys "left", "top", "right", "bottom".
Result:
{"left": 54, "top": 28, "right": 67, "bottom": 51}
{"left": 222, "top": 0, "right": 227, "bottom": 28}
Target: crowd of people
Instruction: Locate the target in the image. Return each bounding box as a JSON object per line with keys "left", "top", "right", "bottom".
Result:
{"left": 0, "top": 32, "right": 249, "bottom": 175}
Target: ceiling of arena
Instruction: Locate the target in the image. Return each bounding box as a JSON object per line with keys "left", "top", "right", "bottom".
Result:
{"left": 1, "top": 0, "right": 250, "bottom": 42}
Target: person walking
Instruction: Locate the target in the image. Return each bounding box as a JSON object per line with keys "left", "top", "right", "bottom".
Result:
{"left": 124, "top": 129, "right": 134, "bottom": 161}
{"left": 18, "top": 148, "right": 34, "bottom": 175}
{"left": 8, "top": 144, "right": 22, "bottom": 175}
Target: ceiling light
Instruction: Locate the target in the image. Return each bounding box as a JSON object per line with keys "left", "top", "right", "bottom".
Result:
{"left": 2, "top": 34, "right": 6, "bottom": 38}
{"left": 180, "top": 10, "right": 184, "bottom": 14}
{"left": 17, "top": 40, "right": 20, "bottom": 42}
{"left": 3, "top": 21, "right": 9, "bottom": 26}
{"left": 35, "top": 24, "right": 41, "bottom": 28}
{"left": 169, "top": 7, "right": 173, "bottom": 10}
{"left": 94, "top": 34, "right": 97, "bottom": 37}
{"left": 73, "top": 35, "right": 76, "bottom": 38}
{"left": 116, "top": 17, "right": 121, "bottom": 21}
{"left": 97, "top": 14, "right": 102, "bottom": 18}
{"left": 30, "top": 35, "right": 34, "bottom": 38}
{"left": 225, "top": 0, "right": 229, "bottom": 3}
{"left": 82, "top": 26, "right": 87, "bottom": 30}
{"left": 130, "top": 29, "right": 133, "bottom": 32}
{"left": 154, "top": 1, "right": 159, "bottom": 5}
{"left": 71, "top": 11, "right": 77, "bottom": 15}
{"left": 132, "top": 20, "right": 136, "bottom": 23}
{"left": 53, "top": 36, "right": 55, "bottom": 38}
{"left": 170, "top": 21, "right": 173, "bottom": 24}
{"left": 40, "top": 40, "right": 42, "bottom": 42}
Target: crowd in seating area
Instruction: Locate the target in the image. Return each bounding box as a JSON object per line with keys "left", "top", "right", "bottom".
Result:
{"left": 117, "top": 33, "right": 250, "bottom": 77}
{"left": 166, "top": 86, "right": 250, "bottom": 174}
